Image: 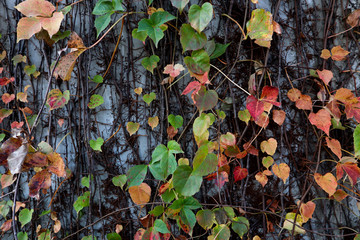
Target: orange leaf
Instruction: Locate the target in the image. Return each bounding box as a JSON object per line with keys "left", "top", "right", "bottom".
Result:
{"left": 314, "top": 172, "right": 337, "bottom": 196}
{"left": 254, "top": 112, "right": 269, "bottom": 128}
{"left": 334, "top": 88, "right": 356, "bottom": 104}
{"left": 1, "top": 93, "right": 15, "bottom": 104}
{"left": 316, "top": 69, "right": 333, "bottom": 85}
{"left": 308, "top": 109, "right": 331, "bottom": 136}
{"left": 1, "top": 173, "right": 16, "bottom": 189}
{"left": 325, "top": 137, "right": 342, "bottom": 159}
{"left": 255, "top": 171, "right": 268, "bottom": 187}
{"left": 320, "top": 49, "right": 331, "bottom": 60}
{"left": 272, "top": 110, "right": 285, "bottom": 126}
{"left": 47, "top": 152, "right": 66, "bottom": 177}
{"left": 287, "top": 88, "right": 301, "bottom": 102}
{"left": 28, "top": 169, "right": 52, "bottom": 198}
{"left": 331, "top": 189, "right": 348, "bottom": 201}
{"left": 128, "top": 183, "right": 151, "bottom": 206}
{"left": 331, "top": 46, "right": 349, "bottom": 61}
{"left": 272, "top": 163, "right": 290, "bottom": 183}
{"left": 299, "top": 201, "right": 316, "bottom": 223}
{"left": 0, "top": 219, "right": 12, "bottom": 232}
{"left": 295, "top": 94, "right": 312, "bottom": 110}
{"left": 148, "top": 116, "right": 159, "bottom": 130}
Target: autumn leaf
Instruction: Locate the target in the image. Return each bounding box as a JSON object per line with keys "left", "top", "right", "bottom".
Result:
{"left": 260, "top": 86, "right": 281, "bottom": 111}
{"left": 272, "top": 163, "right": 290, "bottom": 183}
{"left": 246, "top": 9, "right": 274, "bottom": 48}
{"left": 308, "top": 109, "right": 331, "bottom": 136}
{"left": 331, "top": 189, "right": 348, "bottom": 202}
{"left": 11, "top": 121, "right": 24, "bottom": 129}
{"left": 1, "top": 173, "right": 16, "bottom": 189}
{"left": 317, "top": 69, "right": 333, "bottom": 85}
{"left": 127, "top": 122, "right": 140, "bottom": 136}
{"left": 46, "top": 89, "right": 70, "bottom": 110}
{"left": 260, "top": 138, "right": 277, "bottom": 155}
{"left": 47, "top": 152, "right": 66, "bottom": 177}
{"left": 163, "top": 63, "right": 185, "bottom": 78}
{"left": 262, "top": 156, "right": 274, "bottom": 169}
{"left": 331, "top": 46, "right": 349, "bottom": 61}
{"left": 15, "top": 0, "right": 64, "bottom": 42}
{"left": 0, "top": 77, "right": 15, "bottom": 86}
{"left": 28, "top": 169, "right": 52, "bottom": 198}
{"left": 167, "top": 126, "right": 178, "bottom": 139}
{"left": 295, "top": 94, "right": 312, "bottom": 110}
{"left": 148, "top": 116, "right": 159, "bottom": 130}
{"left": 325, "top": 137, "right": 342, "bottom": 159}
{"left": 347, "top": 9, "right": 360, "bottom": 27}
{"left": 314, "top": 172, "right": 337, "bottom": 196}
{"left": 134, "top": 87, "right": 143, "bottom": 95}
{"left": 128, "top": 183, "right": 151, "bottom": 206}
{"left": 336, "top": 160, "right": 360, "bottom": 186}
{"left": 287, "top": 88, "right": 301, "bottom": 102}
{"left": 320, "top": 49, "right": 331, "bottom": 59}
{"left": 2, "top": 93, "right": 15, "bottom": 104}
{"left": 233, "top": 166, "right": 248, "bottom": 183}
{"left": 272, "top": 110, "right": 286, "bottom": 126}
{"left": 0, "top": 109, "right": 13, "bottom": 124}
{"left": 246, "top": 95, "right": 264, "bottom": 120}
{"left": 299, "top": 201, "right": 316, "bottom": 223}
{"left": 255, "top": 171, "right": 270, "bottom": 187}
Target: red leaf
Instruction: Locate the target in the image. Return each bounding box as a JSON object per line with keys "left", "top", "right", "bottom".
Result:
{"left": 325, "top": 137, "right": 342, "bottom": 159}
{"left": 164, "top": 63, "right": 185, "bottom": 78}
{"left": 246, "top": 95, "right": 264, "bottom": 120}
{"left": 234, "top": 166, "right": 248, "bottom": 183}
{"left": 11, "top": 121, "right": 24, "bottom": 129}
{"left": 215, "top": 171, "right": 229, "bottom": 189}
{"left": 255, "top": 112, "right": 270, "bottom": 128}
{"left": 1, "top": 93, "right": 15, "bottom": 104}
{"left": 344, "top": 102, "right": 360, "bottom": 123}
{"left": 326, "top": 100, "right": 341, "bottom": 121}
{"left": 338, "top": 162, "right": 360, "bottom": 186}
{"left": 261, "top": 86, "right": 281, "bottom": 109}
{"left": 317, "top": 69, "right": 333, "bottom": 85}
{"left": 243, "top": 142, "right": 259, "bottom": 156}
{"left": 0, "top": 77, "right": 14, "bottom": 86}
{"left": 331, "top": 189, "right": 348, "bottom": 201}
{"left": 299, "top": 201, "right": 316, "bottom": 223}
{"left": 181, "top": 81, "right": 202, "bottom": 96}
{"left": 308, "top": 109, "right": 331, "bottom": 136}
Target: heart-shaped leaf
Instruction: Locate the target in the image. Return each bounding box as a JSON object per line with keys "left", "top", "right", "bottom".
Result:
{"left": 88, "top": 94, "right": 104, "bottom": 109}
{"left": 168, "top": 114, "right": 183, "bottom": 129}
{"left": 194, "top": 87, "right": 218, "bottom": 112}
{"left": 180, "top": 24, "right": 207, "bottom": 52}
{"left": 170, "top": 0, "right": 189, "bottom": 14}
{"left": 141, "top": 55, "right": 159, "bottom": 74}
{"left": 89, "top": 137, "right": 104, "bottom": 152}
{"left": 128, "top": 183, "right": 151, "bottom": 205}
{"left": 148, "top": 116, "right": 159, "bottom": 130}
{"left": 184, "top": 49, "right": 210, "bottom": 75}
{"left": 314, "top": 172, "right": 337, "bottom": 196}
{"left": 260, "top": 138, "right": 277, "bottom": 155}
{"left": 272, "top": 163, "right": 290, "bottom": 183}
{"left": 143, "top": 92, "right": 156, "bottom": 105}
{"left": 188, "top": 3, "right": 213, "bottom": 33}
{"left": 126, "top": 122, "right": 140, "bottom": 136}
{"left": 46, "top": 89, "right": 70, "bottom": 110}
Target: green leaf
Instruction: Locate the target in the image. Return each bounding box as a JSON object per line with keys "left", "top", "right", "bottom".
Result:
{"left": 148, "top": 0, "right": 154, "bottom": 5}
{"left": 81, "top": 175, "right": 90, "bottom": 188}
{"left": 154, "top": 219, "right": 170, "bottom": 234}
{"left": 188, "top": 2, "right": 213, "bottom": 33}
{"left": 38, "top": 230, "right": 51, "bottom": 240}
{"left": 12, "top": 54, "right": 26, "bottom": 65}
{"left": 204, "top": 39, "right": 216, "bottom": 56}
{"left": 193, "top": 113, "right": 211, "bottom": 137}
{"left": 151, "top": 144, "right": 168, "bottom": 163}
{"left": 46, "top": 89, "right": 70, "bottom": 110}
{"left": 127, "top": 165, "right": 147, "bottom": 187}
{"left": 143, "top": 92, "right": 156, "bottom": 105}
{"left": 73, "top": 191, "right": 90, "bottom": 215}
{"left": 126, "top": 122, "right": 140, "bottom": 136}
{"left": 216, "top": 109, "right": 226, "bottom": 120}
{"left": 238, "top": 109, "right": 251, "bottom": 125}
{"left": 224, "top": 206, "right": 235, "bottom": 219}
{"left": 184, "top": 49, "right": 210, "bottom": 75}
{"left": 89, "top": 137, "right": 104, "bottom": 151}
{"left": 194, "top": 87, "right": 218, "bottom": 113}
{"left": 141, "top": 55, "right": 159, "bottom": 74}
{"left": 161, "top": 189, "right": 175, "bottom": 203}
{"left": 212, "top": 224, "right": 231, "bottom": 240}
{"left": 92, "top": 0, "right": 113, "bottom": 15}
{"left": 331, "top": 118, "right": 345, "bottom": 130}
{"left": 180, "top": 208, "right": 197, "bottom": 230}
{"left": 168, "top": 140, "right": 183, "bottom": 154}
{"left": 24, "top": 64, "right": 36, "bottom": 76}
{"left": 82, "top": 236, "right": 97, "bottom": 240}
{"left": 354, "top": 124, "right": 360, "bottom": 157}
{"left": 170, "top": 196, "right": 201, "bottom": 210}
{"left": 210, "top": 43, "right": 230, "bottom": 59}
{"left": 91, "top": 75, "right": 103, "bottom": 83}
{"left": 138, "top": 11, "right": 176, "bottom": 47}
{"left": 246, "top": 9, "right": 273, "bottom": 48}
{"left": 88, "top": 94, "right": 104, "bottom": 109}
{"left": 39, "top": 210, "right": 51, "bottom": 217}
{"left": 95, "top": 12, "right": 113, "bottom": 37}
{"left": 19, "top": 208, "right": 34, "bottom": 228}
{"left": 112, "top": 0, "right": 124, "bottom": 11}
{"left": 192, "top": 146, "right": 217, "bottom": 176}
{"left": 132, "top": 28, "right": 147, "bottom": 42}
{"left": 180, "top": 24, "right": 207, "bottom": 52}
{"left": 112, "top": 174, "right": 127, "bottom": 189}
{"left": 51, "top": 30, "right": 71, "bottom": 43}
{"left": 106, "top": 232, "right": 122, "bottom": 240}
{"left": 17, "top": 232, "right": 28, "bottom": 240}
{"left": 149, "top": 205, "right": 164, "bottom": 217}
{"left": 170, "top": 0, "right": 189, "bottom": 14}
{"left": 60, "top": 6, "right": 72, "bottom": 15}
{"left": 196, "top": 209, "right": 215, "bottom": 230}
{"left": 38, "top": 141, "right": 53, "bottom": 154}
{"left": 168, "top": 114, "right": 183, "bottom": 129}
{"left": 0, "top": 133, "right": 5, "bottom": 142}
{"left": 231, "top": 216, "right": 249, "bottom": 238}
{"left": 173, "top": 165, "right": 202, "bottom": 196}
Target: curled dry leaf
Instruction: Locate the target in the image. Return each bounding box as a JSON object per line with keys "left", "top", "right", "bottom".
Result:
{"left": 28, "top": 169, "right": 52, "bottom": 198}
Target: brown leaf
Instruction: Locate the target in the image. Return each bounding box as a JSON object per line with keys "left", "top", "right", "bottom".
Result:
{"left": 325, "top": 137, "right": 342, "bottom": 159}
{"left": 272, "top": 20, "right": 281, "bottom": 34}
{"left": 53, "top": 219, "right": 61, "bottom": 233}
{"left": 1, "top": 173, "right": 16, "bottom": 189}
{"left": 272, "top": 109, "right": 286, "bottom": 126}
{"left": 28, "top": 169, "right": 52, "bottom": 198}
{"left": 254, "top": 112, "right": 270, "bottom": 128}
{"left": 0, "top": 219, "right": 12, "bottom": 232}
{"left": 255, "top": 171, "right": 268, "bottom": 187}
{"left": 47, "top": 152, "right": 66, "bottom": 177}
{"left": 295, "top": 94, "right": 312, "bottom": 110}
{"left": 314, "top": 172, "right": 337, "bottom": 196}
{"left": 53, "top": 49, "right": 85, "bottom": 81}
{"left": 128, "top": 183, "right": 151, "bottom": 206}
{"left": 326, "top": 100, "right": 341, "bottom": 121}
{"left": 23, "top": 152, "right": 49, "bottom": 171}
{"left": 67, "top": 32, "right": 86, "bottom": 49}
{"left": 167, "top": 126, "right": 178, "bottom": 139}
{"left": 331, "top": 46, "right": 349, "bottom": 61}
{"left": 331, "top": 189, "right": 348, "bottom": 201}
{"left": 346, "top": 9, "right": 360, "bottom": 27}
{"left": 287, "top": 88, "right": 301, "bottom": 102}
